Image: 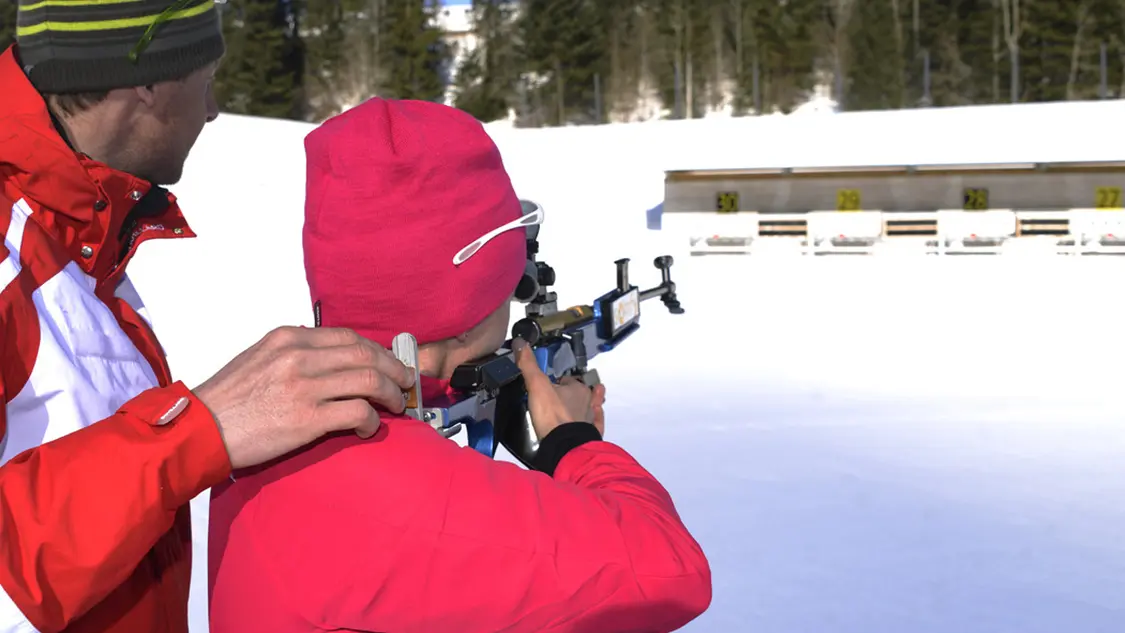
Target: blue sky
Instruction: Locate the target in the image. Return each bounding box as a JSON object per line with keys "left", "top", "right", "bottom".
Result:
{"left": 442, "top": 0, "right": 472, "bottom": 5}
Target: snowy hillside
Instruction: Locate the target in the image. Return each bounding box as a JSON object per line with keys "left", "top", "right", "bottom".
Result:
{"left": 126, "top": 105, "right": 1125, "bottom": 633}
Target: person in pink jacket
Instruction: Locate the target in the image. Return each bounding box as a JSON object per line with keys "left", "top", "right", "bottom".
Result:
{"left": 208, "top": 97, "right": 712, "bottom": 632}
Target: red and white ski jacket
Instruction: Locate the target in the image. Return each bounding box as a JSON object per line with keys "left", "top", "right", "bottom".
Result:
{"left": 0, "top": 46, "right": 232, "bottom": 633}
{"left": 209, "top": 381, "right": 713, "bottom": 632}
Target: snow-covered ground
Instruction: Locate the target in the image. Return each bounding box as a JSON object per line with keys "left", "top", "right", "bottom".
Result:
{"left": 125, "top": 106, "right": 1125, "bottom": 632}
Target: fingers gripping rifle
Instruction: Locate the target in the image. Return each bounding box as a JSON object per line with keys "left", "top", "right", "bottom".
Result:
{"left": 392, "top": 201, "right": 685, "bottom": 469}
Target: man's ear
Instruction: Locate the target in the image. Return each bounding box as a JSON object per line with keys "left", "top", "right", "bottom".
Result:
{"left": 133, "top": 84, "right": 158, "bottom": 108}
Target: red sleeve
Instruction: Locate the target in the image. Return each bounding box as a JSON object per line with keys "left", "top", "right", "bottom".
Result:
{"left": 0, "top": 382, "right": 232, "bottom": 632}
{"left": 218, "top": 419, "right": 711, "bottom": 633}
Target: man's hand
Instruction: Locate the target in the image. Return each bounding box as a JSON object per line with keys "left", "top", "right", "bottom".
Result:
{"left": 512, "top": 338, "right": 606, "bottom": 439}
{"left": 193, "top": 326, "right": 415, "bottom": 469}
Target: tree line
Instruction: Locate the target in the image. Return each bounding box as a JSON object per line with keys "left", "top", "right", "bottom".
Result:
{"left": 2, "top": 0, "right": 1124, "bottom": 126}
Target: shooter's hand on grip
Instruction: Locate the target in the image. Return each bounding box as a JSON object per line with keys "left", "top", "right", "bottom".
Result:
{"left": 590, "top": 383, "right": 606, "bottom": 435}
{"left": 512, "top": 338, "right": 606, "bottom": 438}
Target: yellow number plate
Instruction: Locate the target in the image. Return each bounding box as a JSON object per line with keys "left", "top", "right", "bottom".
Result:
{"left": 716, "top": 191, "right": 740, "bottom": 214}
{"left": 836, "top": 189, "right": 861, "bottom": 212}
{"left": 1096, "top": 186, "right": 1123, "bottom": 210}
{"left": 963, "top": 188, "right": 989, "bottom": 211}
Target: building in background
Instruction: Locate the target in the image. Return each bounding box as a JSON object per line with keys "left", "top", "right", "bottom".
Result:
{"left": 436, "top": 3, "right": 474, "bottom": 69}
{"left": 434, "top": 2, "right": 474, "bottom": 104}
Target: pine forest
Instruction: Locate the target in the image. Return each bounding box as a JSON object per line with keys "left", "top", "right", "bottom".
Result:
{"left": 2, "top": 0, "right": 1124, "bottom": 126}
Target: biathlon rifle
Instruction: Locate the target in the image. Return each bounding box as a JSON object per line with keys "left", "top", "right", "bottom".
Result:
{"left": 392, "top": 200, "right": 685, "bottom": 469}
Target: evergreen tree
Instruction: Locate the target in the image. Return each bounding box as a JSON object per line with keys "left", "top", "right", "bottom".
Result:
{"left": 950, "top": 0, "right": 996, "bottom": 105}
{"left": 1023, "top": 0, "right": 1077, "bottom": 102}
{"left": 378, "top": 0, "right": 449, "bottom": 102}
{"left": 298, "top": 0, "right": 391, "bottom": 118}
{"left": 453, "top": 47, "right": 507, "bottom": 121}
{"left": 518, "top": 0, "right": 607, "bottom": 126}
{"left": 846, "top": 0, "right": 905, "bottom": 110}
{"left": 648, "top": 0, "right": 698, "bottom": 118}
{"left": 33, "top": 0, "right": 1114, "bottom": 125}
{"left": 1089, "top": 0, "right": 1125, "bottom": 98}
{"left": 454, "top": 0, "right": 519, "bottom": 123}
{"left": 214, "top": 0, "right": 305, "bottom": 120}
{"left": 757, "top": 0, "right": 820, "bottom": 113}
{"left": 301, "top": 0, "right": 349, "bottom": 119}
{"left": 598, "top": 0, "right": 645, "bottom": 120}
{"left": 904, "top": 0, "right": 990, "bottom": 107}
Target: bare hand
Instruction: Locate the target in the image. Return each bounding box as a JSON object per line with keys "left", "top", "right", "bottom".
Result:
{"left": 590, "top": 381, "right": 606, "bottom": 436}
{"left": 193, "top": 326, "right": 415, "bottom": 469}
{"left": 512, "top": 338, "right": 606, "bottom": 440}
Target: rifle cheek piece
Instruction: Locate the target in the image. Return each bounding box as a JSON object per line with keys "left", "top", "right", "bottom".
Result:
{"left": 403, "top": 200, "right": 685, "bottom": 471}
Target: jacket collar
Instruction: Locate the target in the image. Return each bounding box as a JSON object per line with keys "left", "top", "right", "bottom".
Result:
{"left": 0, "top": 45, "right": 196, "bottom": 288}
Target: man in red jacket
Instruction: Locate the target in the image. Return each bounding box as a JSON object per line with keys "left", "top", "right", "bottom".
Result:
{"left": 0, "top": 3, "right": 414, "bottom": 632}
{"left": 208, "top": 97, "right": 712, "bottom": 632}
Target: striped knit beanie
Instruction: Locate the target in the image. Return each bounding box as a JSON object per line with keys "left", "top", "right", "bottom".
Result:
{"left": 16, "top": 0, "right": 224, "bottom": 94}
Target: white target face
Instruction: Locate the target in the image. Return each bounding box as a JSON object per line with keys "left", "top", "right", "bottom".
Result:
{"left": 611, "top": 289, "right": 640, "bottom": 335}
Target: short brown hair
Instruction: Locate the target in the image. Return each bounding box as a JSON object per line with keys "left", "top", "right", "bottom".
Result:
{"left": 45, "top": 91, "right": 112, "bottom": 117}
{"left": 42, "top": 63, "right": 200, "bottom": 118}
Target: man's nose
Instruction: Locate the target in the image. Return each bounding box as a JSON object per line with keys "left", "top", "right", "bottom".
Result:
{"left": 206, "top": 92, "right": 220, "bottom": 123}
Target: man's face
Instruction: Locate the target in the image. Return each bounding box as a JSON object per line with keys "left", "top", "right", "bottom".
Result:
{"left": 135, "top": 60, "right": 219, "bottom": 185}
